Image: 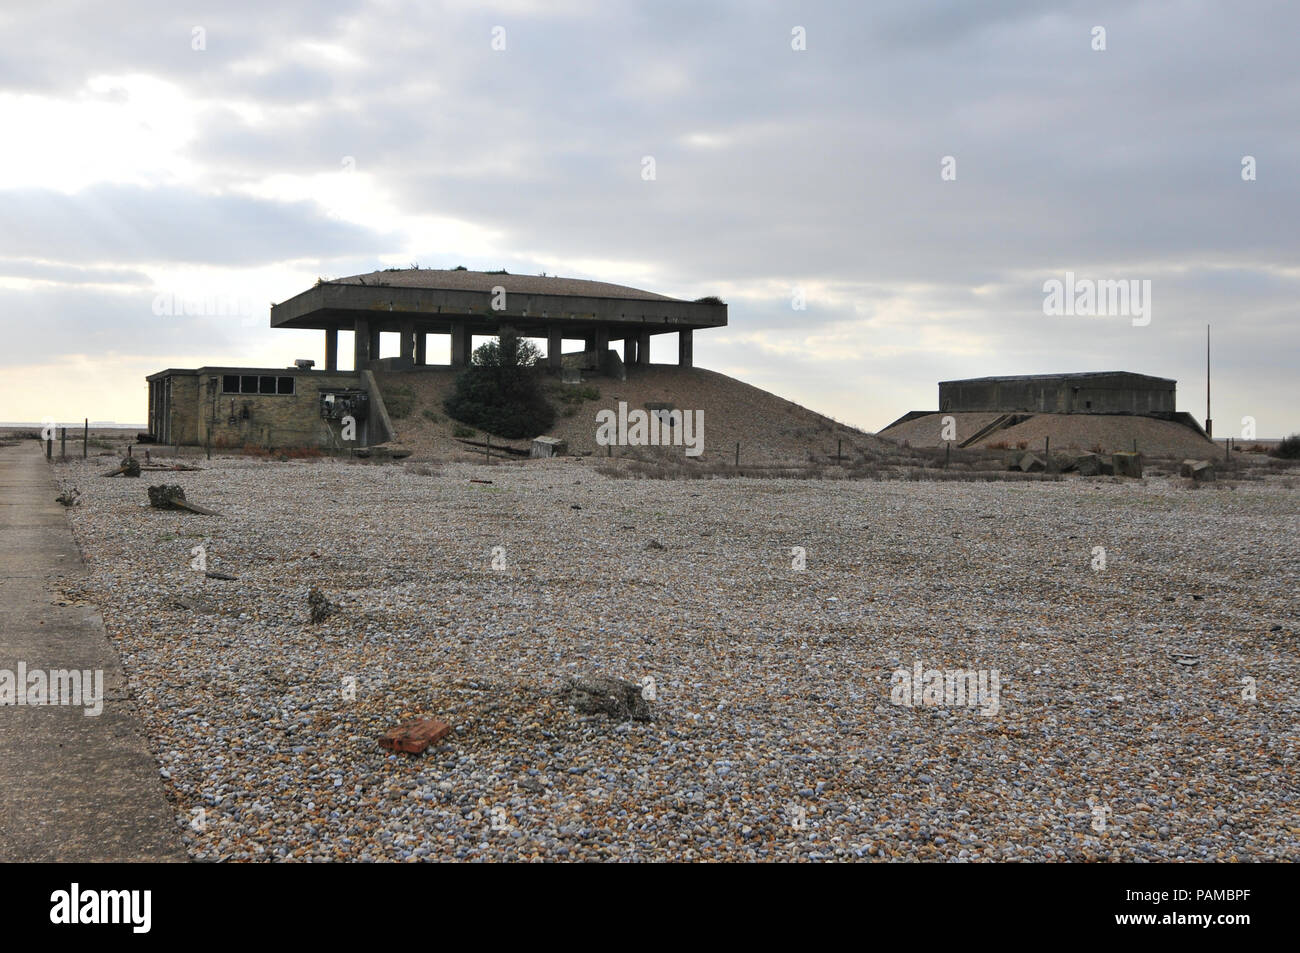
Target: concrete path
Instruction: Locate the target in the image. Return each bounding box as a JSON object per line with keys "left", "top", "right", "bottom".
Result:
{"left": 0, "top": 441, "right": 185, "bottom": 861}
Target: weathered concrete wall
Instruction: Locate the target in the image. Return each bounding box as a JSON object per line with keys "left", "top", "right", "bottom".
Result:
{"left": 163, "top": 375, "right": 200, "bottom": 446}
{"left": 940, "top": 375, "right": 1175, "bottom": 415}
{"left": 149, "top": 369, "right": 368, "bottom": 449}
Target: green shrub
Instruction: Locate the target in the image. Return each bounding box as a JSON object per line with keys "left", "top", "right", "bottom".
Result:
{"left": 452, "top": 423, "right": 477, "bottom": 439}
{"left": 421, "top": 408, "right": 441, "bottom": 423}
{"left": 1272, "top": 433, "right": 1300, "bottom": 459}
{"left": 444, "top": 334, "right": 556, "bottom": 439}
{"left": 549, "top": 382, "right": 600, "bottom": 405}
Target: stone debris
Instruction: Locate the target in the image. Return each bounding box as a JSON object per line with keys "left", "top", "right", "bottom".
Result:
{"left": 307, "top": 587, "right": 338, "bottom": 624}
{"left": 1011, "top": 453, "right": 1045, "bottom": 473}
{"left": 50, "top": 454, "right": 1299, "bottom": 862}
{"left": 169, "top": 596, "right": 215, "bottom": 613}
{"left": 55, "top": 485, "right": 81, "bottom": 507}
{"left": 559, "top": 675, "right": 653, "bottom": 722}
{"left": 1180, "top": 459, "right": 1215, "bottom": 482}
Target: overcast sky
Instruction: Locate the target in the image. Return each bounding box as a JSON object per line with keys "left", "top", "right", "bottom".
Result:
{"left": 1, "top": 0, "right": 1295, "bottom": 434}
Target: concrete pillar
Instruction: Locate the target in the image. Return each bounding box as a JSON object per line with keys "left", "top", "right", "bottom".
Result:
{"left": 324, "top": 327, "right": 338, "bottom": 371}
{"left": 590, "top": 327, "right": 609, "bottom": 372}
{"left": 678, "top": 328, "right": 693, "bottom": 368}
{"left": 400, "top": 321, "right": 415, "bottom": 361}
{"left": 451, "top": 321, "right": 470, "bottom": 367}
{"left": 623, "top": 336, "right": 637, "bottom": 366}
{"left": 354, "top": 319, "right": 371, "bottom": 368}
{"left": 415, "top": 332, "right": 427, "bottom": 366}
{"left": 369, "top": 325, "right": 382, "bottom": 362}
{"left": 548, "top": 327, "right": 563, "bottom": 370}
{"left": 637, "top": 330, "right": 651, "bottom": 365}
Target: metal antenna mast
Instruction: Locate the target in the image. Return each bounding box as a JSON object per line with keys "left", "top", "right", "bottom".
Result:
{"left": 1205, "top": 323, "right": 1212, "bottom": 438}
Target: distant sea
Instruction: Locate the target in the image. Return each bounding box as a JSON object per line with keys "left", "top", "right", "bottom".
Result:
{"left": 0, "top": 422, "right": 145, "bottom": 429}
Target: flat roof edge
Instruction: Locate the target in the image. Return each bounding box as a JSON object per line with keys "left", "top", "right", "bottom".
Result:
{"left": 939, "top": 372, "right": 1175, "bottom": 385}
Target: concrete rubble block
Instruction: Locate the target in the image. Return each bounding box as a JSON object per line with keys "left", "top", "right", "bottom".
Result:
{"left": 1112, "top": 451, "right": 1144, "bottom": 478}
{"left": 1074, "top": 453, "right": 1102, "bottom": 476}
{"left": 378, "top": 718, "right": 451, "bottom": 755}
{"left": 530, "top": 436, "right": 568, "bottom": 458}
{"left": 559, "top": 675, "right": 653, "bottom": 721}
{"left": 1180, "top": 459, "right": 1215, "bottom": 481}
{"left": 1017, "top": 453, "right": 1046, "bottom": 472}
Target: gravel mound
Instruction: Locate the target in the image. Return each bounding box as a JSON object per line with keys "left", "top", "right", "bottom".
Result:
{"left": 378, "top": 365, "right": 890, "bottom": 466}
{"left": 880, "top": 411, "right": 1218, "bottom": 457}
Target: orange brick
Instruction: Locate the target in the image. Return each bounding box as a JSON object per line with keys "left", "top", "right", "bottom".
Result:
{"left": 378, "top": 718, "right": 450, "bottom": 755}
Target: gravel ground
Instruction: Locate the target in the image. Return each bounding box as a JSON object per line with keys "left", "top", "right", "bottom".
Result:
{"left": 57, "top": 454, "right": 1298, "bottom": 862}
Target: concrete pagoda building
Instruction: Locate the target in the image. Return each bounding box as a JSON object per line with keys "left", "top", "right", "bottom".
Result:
{"left": 271, "top": 268, "right": 726, "bottom": 374}
{"left": 146, "top": 268, "right": 727, "bottom": 450}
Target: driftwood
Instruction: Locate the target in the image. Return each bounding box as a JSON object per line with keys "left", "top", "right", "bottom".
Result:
{"left": 455, "top": 438, "right": 529, "bottom": 457}
{"left": 147, "top": 484, "right": 222, "bottom": 516}
{"left": 101, "top": 458, "right": 141, "bottom": 478}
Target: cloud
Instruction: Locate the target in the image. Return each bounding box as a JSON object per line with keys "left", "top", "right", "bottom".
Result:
{"left": 0, "top": 184, "right": 396, "bottom": 265}
{"left": 0, "top": 0, "right": 1295, "bottom": 433}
